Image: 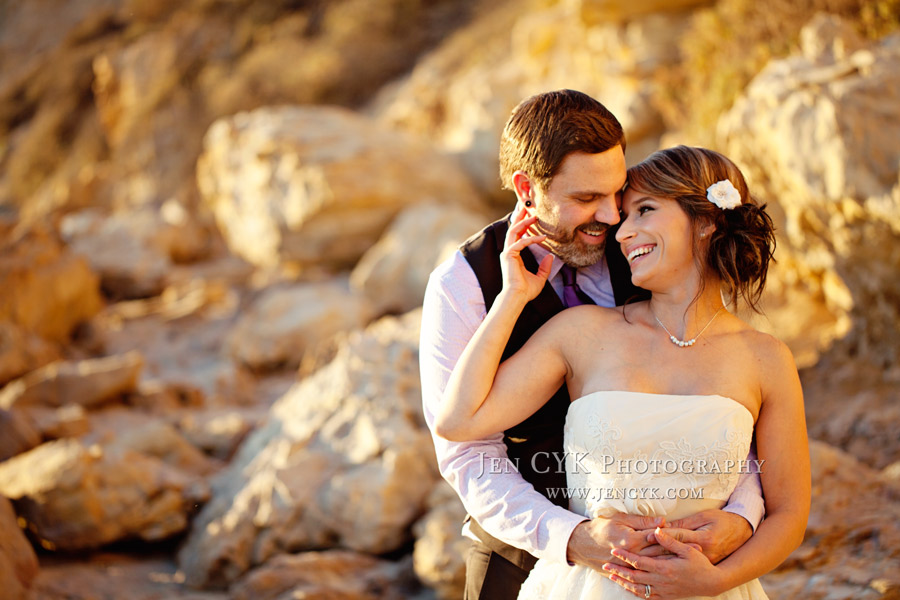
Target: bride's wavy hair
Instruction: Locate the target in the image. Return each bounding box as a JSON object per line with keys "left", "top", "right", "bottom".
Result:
{"left": 626, "top": 146, "right": 776, "bottom": 312}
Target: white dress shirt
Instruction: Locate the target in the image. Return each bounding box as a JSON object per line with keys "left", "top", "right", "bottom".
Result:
{"left": 420, "top": 245, "right": 765, "bottom": 564}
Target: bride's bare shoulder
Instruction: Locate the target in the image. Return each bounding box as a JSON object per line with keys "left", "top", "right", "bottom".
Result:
{"left": 540, "top": 304, "right": 632, "bottom": 344}
{"left": 731, "top": 323, "right": 800, "bottom": 391}
{"left": 551, "top": 304, "right": 626, "bottom": 327}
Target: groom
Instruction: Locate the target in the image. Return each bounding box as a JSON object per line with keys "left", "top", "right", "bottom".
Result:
{"left": 419, "top": 89, "right": 764, "bottom": 599}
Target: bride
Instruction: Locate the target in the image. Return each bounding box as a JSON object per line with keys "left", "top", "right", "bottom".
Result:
{"left": 434, "top": 146, "right": 810, "bottom": 599}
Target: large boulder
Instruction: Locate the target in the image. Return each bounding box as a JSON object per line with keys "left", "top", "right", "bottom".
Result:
{"left": 350, "top": 202, "right": 491, "bottom": 315}
{"left": 718, "top": 15, "right": 900, "bottom": 364}
{"left": 226, "top": 279, "right": 375, "bottom": 370}
{"left": 0, "top": 437, "right": 209, "bottom": 550}
{"left": 0, "top": 226, "right": 103, "bottom": 342}
{"left": 178, "top": 310, "right": 437, "bottom": 588}
{"left": 0, "top": 496, "right": 39, "bottom": 600}
{"left": 198, "top": 105, "right": 482, "bottom": 270}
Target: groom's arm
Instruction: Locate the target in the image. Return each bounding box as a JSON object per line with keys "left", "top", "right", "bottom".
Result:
{"left": 662, "top": 445, "right": 763, "bottom": 564}
{"left": 420, "top": 252, "right": 585, "bottom": 563}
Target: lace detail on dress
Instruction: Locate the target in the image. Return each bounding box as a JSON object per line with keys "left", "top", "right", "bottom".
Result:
{"left": 519, "top": 392, "right": 765, "bottom": 600}
{"left": 564, "top": 394, "right": 753, "bottom": 519}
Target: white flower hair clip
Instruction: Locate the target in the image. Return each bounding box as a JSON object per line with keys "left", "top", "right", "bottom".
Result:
{"left": 707, "top": 179, "right": 742, "bottom": 210}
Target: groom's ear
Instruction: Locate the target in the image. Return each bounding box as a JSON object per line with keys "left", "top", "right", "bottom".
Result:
{"left": 512, "top": 171, "right": 536, "bottom": 205}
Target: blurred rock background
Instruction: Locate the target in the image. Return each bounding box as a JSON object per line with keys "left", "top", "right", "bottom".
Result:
{"left": 1, "top": 0, "right": 898, "bottom": 598}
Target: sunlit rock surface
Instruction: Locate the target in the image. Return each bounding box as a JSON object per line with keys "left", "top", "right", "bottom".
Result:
{"left": 0, "top": 352, "right": 143, "bottom": 411}
{"left": 719, "top": 15, "right": 900, "bottom": 365}
{"left": 230, "top": 550, "right": 417, "bottom": 600}
{"left": 0, "top": 438, "right": 209, "bottom": 551}
{"left": 198, "top": 106, "right": 482, "bottom": 270}
{"left": 372, "top": 1, "right": 691, "bottom": 203}
{"left": 226, "top": 279, "right": 375, "bottom": 371}
{"left": 350, "top": 202, "right": 492, "bottom": 316}
{"left": 0, "top": 322, "right": 60, "bottom": 387}
{"left": 0, "top": 496, "right": 39, "bottom": 600}
{"left": 178, "top": 311, "right": 437, "bottom": 588}
{"left": 0, "top": 227, "right": 103, "bottom": 342}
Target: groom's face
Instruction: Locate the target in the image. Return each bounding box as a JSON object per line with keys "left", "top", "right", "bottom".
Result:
{"left": 530, "top": 146, "right": 627, "bottom": 268}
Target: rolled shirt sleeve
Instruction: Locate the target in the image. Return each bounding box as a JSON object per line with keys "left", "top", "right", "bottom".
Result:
{"left": 722, "top": 442, "right": 765, "bottom": 531}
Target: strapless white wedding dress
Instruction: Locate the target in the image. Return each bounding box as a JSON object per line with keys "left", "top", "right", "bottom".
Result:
{"left": 517, "top": 391, "right": 768, "bottom": 600}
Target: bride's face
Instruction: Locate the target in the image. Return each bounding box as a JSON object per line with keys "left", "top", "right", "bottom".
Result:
{"left": 615, "top": 188, "right": 700, "bottom": 290}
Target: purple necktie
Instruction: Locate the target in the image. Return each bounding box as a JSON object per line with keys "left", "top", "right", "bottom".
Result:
{"left": 560, "top": 264, "right": 595, "bottom": 308}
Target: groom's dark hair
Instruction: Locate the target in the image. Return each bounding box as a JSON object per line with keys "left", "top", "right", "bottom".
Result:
{"left": 499, "top": 89, "right": 625, "bottom": 193}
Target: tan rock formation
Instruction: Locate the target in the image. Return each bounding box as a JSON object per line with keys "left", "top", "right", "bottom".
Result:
{"left": 351, "top": 202, "right": 492, "bottom": 315}
{"left": 226, "top": 280, "right": 375, "bottom": 370}
{"left": 91, "top": 289, "right": 243, "bottom": 400}
{"left": 198, "top": 105, "right": 482, "bottom": 270}
{"left": 718, "top": 15, "right": 900, "bottom": 364}
{"left": 31, "top": 553, "right": 228, "bottom": 600}
{"left": 178, "top": 310, "right": 437, "bottom": 588}
{"left": 84, "top": 410, "right": 219, "bottom": 478}
{"left": 760, "top": 440, "right": 900, "bottom": 597}
{"left": 570, "top": 0, "right": 715, "bottom": 24}
{"left": 0, "top": 408, "right": 41, "bottom": 462}
{"left": 61, "top": 209, "right": 180, "bottom": 299}
{"left": 0, "top": 321, "right": 60, "bottom": 386}
{"left": 0, "top": 496, "right": 39, "bottom": 600}
{"left": 88, "top": 13, "right": 229, "bottom": 219}
{"left": 0, "top": 438, "right": 209, "bottom": 550}
{"left": 23, "top": 404, "right": 90, "bottom": 442}
{"left": 0, "top": 352, "right": 143, "bottom": 411}
{"left": 176, "top": 407, "right": 262, "bottom": 461}
{"left": 412, "top": 481, "right": 469, "bottom": 600}
{"left": 0, "top": 227, "right": 103, "bottom": 342}
{"left": 371, "top": 1, "right": 694, "bottom": 204}
{"left": 801, "top": 357, "right": 900, "bottom": 470}
{"left": 230, "top": 551, "right": 412, "bottom": 600}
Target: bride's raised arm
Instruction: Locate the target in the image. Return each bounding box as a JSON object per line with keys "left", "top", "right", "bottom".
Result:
{"left": 433, "top": 209, "right": 574, "bottom": 442}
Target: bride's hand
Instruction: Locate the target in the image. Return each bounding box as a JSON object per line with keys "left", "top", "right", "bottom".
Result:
{"left": 602, "top": 528, "right": 729, "bottom": 599}
{"left": 499, "top": 206, "right": 553, "bottom": 303}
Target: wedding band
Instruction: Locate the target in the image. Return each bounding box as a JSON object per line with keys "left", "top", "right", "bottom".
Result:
{"left": 645, "top": 584, "right": 651, "bottom": 598}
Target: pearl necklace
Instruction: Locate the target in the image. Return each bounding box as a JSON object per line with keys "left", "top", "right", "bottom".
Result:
{"left": 652, "top": 308, "right": 723, "bottom": 348}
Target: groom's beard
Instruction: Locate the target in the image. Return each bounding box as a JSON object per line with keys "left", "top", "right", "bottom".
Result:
{"left": 537, "top": 220, "right": 609, "bottom": 268}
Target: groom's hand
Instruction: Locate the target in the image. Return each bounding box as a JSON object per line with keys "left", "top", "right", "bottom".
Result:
{"left": 566, "top": 514, "right": 665, "bottom": 571}
{"left": 658, "top": 509, "right": 753, "bottom": 564}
